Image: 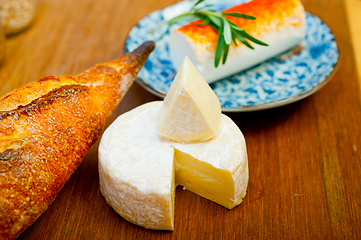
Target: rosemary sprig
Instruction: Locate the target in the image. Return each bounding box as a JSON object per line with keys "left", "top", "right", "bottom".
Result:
{"left": 152, "top": 0, "right": 268, "bottom": 67}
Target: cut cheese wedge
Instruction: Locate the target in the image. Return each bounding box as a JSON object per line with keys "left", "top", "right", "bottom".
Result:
{"left": 157, "top": 57, "right": 221, "bottom": 142}
{"left": 98, "top": 101, "right": 248, "bottom": 230}
{"left": 168, "top": 0, "right": 306, "bottom": 83}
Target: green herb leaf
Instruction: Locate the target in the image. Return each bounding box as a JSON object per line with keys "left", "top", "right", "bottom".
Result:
{"left": 232, "top": 30, "right": 254, "bottom": 49}
{"left": 196, "top": 17, "right": 211, "bottom": 26}
{"left": 197, "top": 4, "right": 215, "bottom": 11}
{"left": 222, "top": 42, "right": 230, "bottom": 65}
{"left": 222, "top": 17, "right": 232, "bottom": 45}
{"left": 203, "top": 12, "right": 221, "bottom": 27}
{"left": 223, "top": 12, "right": 256, "bottom": 20}
{"left": 214, "top": 21, "right": 224, "bottom": 68}
{"left": 168, "top": 14, "right": 200, "bottom": 24}
{"left": 194, "top": 0, "right": 205, "bottom": 7}
{"left": 240, "top": 31, "right": 268, "bottom": 46}
{"left": 197, "top": 14, "right": 219, "bottom": 31}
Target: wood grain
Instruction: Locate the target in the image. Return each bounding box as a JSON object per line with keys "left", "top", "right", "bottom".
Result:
{"left": 0, "top": 0, "right": 360, "bottom": 239}
{"left": 345, "top": 0, "right": 361, "bottom": 93}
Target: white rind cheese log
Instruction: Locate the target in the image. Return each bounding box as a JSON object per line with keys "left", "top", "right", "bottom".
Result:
{"left": 157, "top": 57, "right": 221, "bottom": 143}
{"left": 169, "top": 0, "right": 306, "bottom": 83}
{"left": 98, "top": 101, "right": 249, "bottom": 230}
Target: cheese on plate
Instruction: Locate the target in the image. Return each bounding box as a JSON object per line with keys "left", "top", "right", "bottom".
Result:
{"left": 157, "top": 57, "right": 221, "bottom": 142}
{"left": 98, "top": 101, "right": 248, "bottom": 230}
{"left": 168, "top": 0, "right": 306, "bottom": 83}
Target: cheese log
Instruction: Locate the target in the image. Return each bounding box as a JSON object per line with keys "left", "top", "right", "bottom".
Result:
{"left": 169, "top": 0, "right": 306, "bottom": 83}
{"left": 0, "top": 41, "right": 155, "bottom": 240}
{"left": 98, "top": 101, "right": 248, "bottom": 230}
{"left": 157, "top": 57, "right": 221, "bottom": 143}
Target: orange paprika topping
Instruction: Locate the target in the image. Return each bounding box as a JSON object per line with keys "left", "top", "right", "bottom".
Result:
{"left": 177, "top": 0, "right": 303, "bottom": 48}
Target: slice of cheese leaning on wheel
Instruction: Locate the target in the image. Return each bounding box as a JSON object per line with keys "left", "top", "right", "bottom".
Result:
{"left": 98, "top": 101, "right": 249, "bottom": 230}
{"left": 157, "top": 56, "right": 221, "bottom": 143}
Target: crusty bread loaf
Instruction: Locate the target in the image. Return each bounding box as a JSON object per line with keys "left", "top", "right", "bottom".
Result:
{"left": 0, "top": 41, "right": 155, "bottom": 240}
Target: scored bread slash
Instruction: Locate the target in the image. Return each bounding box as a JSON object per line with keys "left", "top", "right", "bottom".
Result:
{"left": 0, "top": 41, "right": 155, "bottom": 240}
{"left": 157, "top": 56, "right": 221, "bottom": 143}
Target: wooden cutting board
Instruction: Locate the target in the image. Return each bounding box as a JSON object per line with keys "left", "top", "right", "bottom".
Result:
{"left": 0, "top": 0, "right": 360, "bottom": 239}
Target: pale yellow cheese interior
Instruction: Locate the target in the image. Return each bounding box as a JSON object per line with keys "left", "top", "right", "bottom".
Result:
{"left": 174, "top": 149, "right": 236, "bottom": 209}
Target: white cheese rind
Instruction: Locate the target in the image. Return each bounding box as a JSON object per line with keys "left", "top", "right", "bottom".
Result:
{"left": 157, "top": 57, "right": 221, "bottom": 142}
{"left": 98, "top": 101, "right": 248, "bottom": 229}
{"left": 98, "top": 102, "right": 175, "bottom": 230}
{"left": 169, "top": 0, "right": 307, "bottom": 83}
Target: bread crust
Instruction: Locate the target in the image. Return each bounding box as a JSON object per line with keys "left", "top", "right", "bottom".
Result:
{"left": 0, "top": 41, "right": 155, "bottom": 240}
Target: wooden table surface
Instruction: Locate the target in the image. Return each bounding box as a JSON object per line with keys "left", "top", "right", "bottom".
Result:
{"left": 1, "top": 0, "right": 360, "bottom": 239}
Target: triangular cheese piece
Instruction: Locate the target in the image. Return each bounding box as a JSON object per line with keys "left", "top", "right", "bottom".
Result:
{"left": 157, "top": 57, "right": 221, "bottom": 142}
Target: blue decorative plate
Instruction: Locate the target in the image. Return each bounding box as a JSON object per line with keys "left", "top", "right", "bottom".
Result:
{"left": 125, "top": 0, "right": 339, "bottom": 112}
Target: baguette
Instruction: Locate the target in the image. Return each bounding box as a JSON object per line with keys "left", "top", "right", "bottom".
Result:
{"left": 0, "top": 41, "right": 155, "bottom": 240}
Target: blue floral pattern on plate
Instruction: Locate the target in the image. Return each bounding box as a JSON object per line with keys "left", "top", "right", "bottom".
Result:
{"left": 125, "top": 0, "right": 339, "bottom": 112}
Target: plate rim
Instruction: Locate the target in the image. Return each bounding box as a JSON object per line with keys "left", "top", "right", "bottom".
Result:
{"left": 125, "top": 5, "right": 340, "bottom": 112}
